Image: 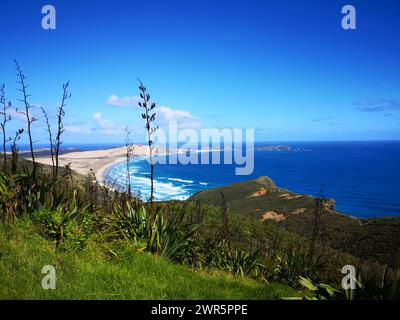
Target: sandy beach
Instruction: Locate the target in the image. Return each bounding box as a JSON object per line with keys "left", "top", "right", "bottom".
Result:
{"left": 35, "top": 145, "right": 152, "bottom": 184}
{"left": 34, "top": 144, "right": 215, "bottom": 185}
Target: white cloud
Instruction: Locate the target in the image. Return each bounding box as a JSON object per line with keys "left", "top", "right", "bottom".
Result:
{"left": 65, "top": 113, "right": 123, "bottom": 136}
{"left": 8, "top": 103, "right": 44, "bottom": 122}
{"left": 64, "top": 125, "right": 91, "bottom": 134}
{"left": 107, "top": 94, "right": 140, "bottom": 107}
{"left": 92, "top": 112, "right": 123, "bottom": 135}
{"left": 157, "top": 106, "right": 193, "bottom": 121}
{"left": 64, "top": 102, "right": 202, "bottom": 139}
{"left": 156, "top": 106, "right": 202, "bottom": 130}
{"left": 93, "top": 112, "right": 104, "bottom": 124}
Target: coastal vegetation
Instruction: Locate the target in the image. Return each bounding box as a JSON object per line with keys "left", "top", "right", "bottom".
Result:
{"left": 1, "top": 63, "right": 399, "bottom": 300}
{"left": 190, "top": 178, "right": 400, "bottom": 267}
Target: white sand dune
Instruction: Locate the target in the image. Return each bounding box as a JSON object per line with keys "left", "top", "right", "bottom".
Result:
{"left": 35, "top": 145, "right": 151, "bottom": 184}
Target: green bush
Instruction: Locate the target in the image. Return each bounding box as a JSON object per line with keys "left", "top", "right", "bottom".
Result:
{"left": 153, "top": 211, "right": 200, "bottom": 264}
{"left": 350, "top": 268, "right": 400, "bottom": 300}
{"left": 201, "top": 241, "right": 263, "bottom": 277}
{"left": 296, "top": 276, "right": 339, "bottom": 300}
{"left": 0, "top": 171, "right": 29, "bottom": 223}
{"left": 106, "top": 203, "right": 201, "bottom": 264}
{"left": 33, "top": 204, "right": 92, "bottom": 250}
{"left": 107, "top": 202, "right": 148, "bottom": 243}
{"left": 272, "top": 246, "right": 326, "bottom": 285}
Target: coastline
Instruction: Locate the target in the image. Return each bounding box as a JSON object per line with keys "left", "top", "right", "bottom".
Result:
{"left": 32, "top": 141, "right": 400, "bottom": 218}
{"left": 96, "top": 156, "right": 128, "bottom": 185}
{"left": 35, "top": 145, "right": 150, "bottom": 185}
{"left": 34, "top": 144, "right": 185, "bottom": 185}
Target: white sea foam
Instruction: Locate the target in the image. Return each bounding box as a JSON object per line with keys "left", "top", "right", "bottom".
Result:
{"left": 107, "top": 161, "right": 191, "bottom": 201}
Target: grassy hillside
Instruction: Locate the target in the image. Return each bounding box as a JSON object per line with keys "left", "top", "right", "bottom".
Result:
{"left": 2, "top": 159, "right": 397, "bottom": 300}
{"left": 190, "top": 176, "right": 400, "bottom": 267}
{"left": 0, "top": 219, "right": 298, "bottom": 300}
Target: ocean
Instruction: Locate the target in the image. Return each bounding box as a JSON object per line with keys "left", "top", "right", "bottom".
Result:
{"left": 105, "top": 141, "right": 400, "bottom": 219}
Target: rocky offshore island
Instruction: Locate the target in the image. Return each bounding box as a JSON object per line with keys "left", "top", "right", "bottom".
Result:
{"left": 256, "top": 145, "right": 305, "bottom": 152}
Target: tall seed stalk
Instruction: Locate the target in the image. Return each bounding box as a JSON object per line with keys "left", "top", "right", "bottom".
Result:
{"left": 137, "top": 79, "right": 158, "bottom": 237}
{"left": 54, "top": 82, "right": 70, "bottom": 180}
{"left": 15, "top": 60, "right": 37, "bottom": 172}
{"left": 0, "top": 84, "right": 12, "bottom": 171}
{"left": 11, "top": 129, "right": 24, "bottom": 174}
{"left": 124, "top": 127, "right": 134, "bottom": 199}
{"left": 220, "top": 192, "right": 233, "bottom": 259}
{"left": 308, "top": 185, "right": 325, "bottom": 264}
{"left": 40, "top": 81, "right": 70, "bottom": 188}
{"left": 41, "top": 107, "right": 55, "bottom": 174}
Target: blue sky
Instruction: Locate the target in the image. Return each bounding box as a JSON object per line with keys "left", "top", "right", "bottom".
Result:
{"left": 1, "top": 0, "right": 399, "bottom": 144}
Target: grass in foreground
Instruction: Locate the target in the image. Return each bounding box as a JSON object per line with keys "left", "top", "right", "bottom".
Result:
{"left": 0, "top": 219, "right": 298, "bottom": 300}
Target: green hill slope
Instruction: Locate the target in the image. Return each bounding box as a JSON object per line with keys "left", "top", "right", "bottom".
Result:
{"left": 0, "top": 219, "right": 297, "bottom": 300}
{"left": 190, "top": 176, "right": 400, "bottom": 267}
